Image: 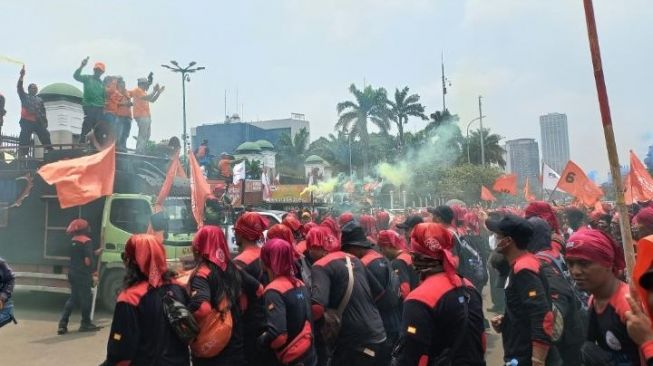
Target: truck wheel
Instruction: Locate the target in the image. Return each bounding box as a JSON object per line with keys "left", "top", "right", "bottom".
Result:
{"left": 100, "top": 268, "right": 125, "bottom": 312}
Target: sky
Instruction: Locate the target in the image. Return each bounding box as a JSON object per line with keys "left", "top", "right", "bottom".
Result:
{"left": 1, "top": 0, "right": 652, "bottom": 181}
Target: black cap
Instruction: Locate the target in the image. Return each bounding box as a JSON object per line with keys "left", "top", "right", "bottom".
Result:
{"left": 340, "top": 221, "right": 373, "bottom": 249}
{"left": 485, "top": 214, "right": 533, "bottom": 247}
{"left": 397, "top": 215, "right": 423, "bottom": 230}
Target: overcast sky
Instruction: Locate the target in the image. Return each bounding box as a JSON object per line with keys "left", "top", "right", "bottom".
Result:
{"left": 1, "top": 0, "right": 651, "bottom": 181}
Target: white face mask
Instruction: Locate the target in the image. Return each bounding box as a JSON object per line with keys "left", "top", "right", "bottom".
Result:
{"left": 489, "top": 234, "right": 497, "bottom": 250}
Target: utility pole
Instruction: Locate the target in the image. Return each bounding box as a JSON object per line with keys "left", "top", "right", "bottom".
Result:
{"left": 441, "top": 52, "right": 447, "bottom": 111}
{"left": 478, "top": 95, "right": 485, "bottom": 166}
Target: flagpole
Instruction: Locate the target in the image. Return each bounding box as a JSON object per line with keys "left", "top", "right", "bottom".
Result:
{"left": 583, "top": 0, "right": 635, "bottom": 275}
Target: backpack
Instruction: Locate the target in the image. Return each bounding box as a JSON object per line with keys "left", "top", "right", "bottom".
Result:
{"left": 451, "top": 231, "right": 488, "bottom": 288}
{"left": 160, "top": 287, "right": 200, "bottom": 344}
{"left": 376, "top": 260, "right": 402, "bottom": 311}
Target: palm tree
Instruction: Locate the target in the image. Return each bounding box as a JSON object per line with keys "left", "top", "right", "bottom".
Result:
{"left": 336, "top": 83, "right": 390, "bottom": 175}
{"left": 276, "top": 128, "right": 310, "bottom": 178}
{"left": 387, "top": 87, "right": 427, "bottom": 149}
{"left": 461, "top": 128, "right": 506, "bottom": 168}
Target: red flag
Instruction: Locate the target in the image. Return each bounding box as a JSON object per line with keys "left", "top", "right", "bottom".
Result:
{"left": 628, "top": 150, "right": 653, "bottom": 203}
{"left": 481, "top": 185, "right": 497, "bottom": 202}
{"left": 38, "top": 144, "right": 115, "bottom": 208}
{"left": 154, "top": 152, "right": 185, "bottom": 212}
{"left": 524, "top": 177, "right": 536, "bottom": 202}
{"left": 188, "top": 150, "right": 214, "bottom": 227}
{"left": 492, "top": 174, "right": 517, "bottom": 195}
{"left": 557, "top": 160, "right": 603, "bottom": 207}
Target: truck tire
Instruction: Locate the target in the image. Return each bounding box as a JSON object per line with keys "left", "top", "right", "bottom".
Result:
{"left": 100, "top": 268, "right": 125, "bottom": 312}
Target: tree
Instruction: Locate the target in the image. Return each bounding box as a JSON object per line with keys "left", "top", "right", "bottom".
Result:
{"left": 276, "top": 128, "right": 310, "bottom": 179}
{"left": 461, "top": 128, "right": 507, "bottom": 169}
{"left": 387, "top": 87, "right": 427, "bottom": 149}
{"left": 336, "top": 83, "right": 390, "bottom": 175}
{"left": 245, "top": 159, "right": 262, "bottom": 179}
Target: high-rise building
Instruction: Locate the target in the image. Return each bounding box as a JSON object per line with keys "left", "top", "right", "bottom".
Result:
{"left": 505, "top": 138, "right": 540, "bottom": 187}
{"left": 540, "top": 113, "right": 570, "bottom": 173}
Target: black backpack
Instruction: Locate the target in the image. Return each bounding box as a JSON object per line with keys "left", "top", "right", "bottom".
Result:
{"left": 452, "top": 232, "right": 488, "bottom": 288}
{"left": 160, "top": 287, "right": 200, "bottom": 344}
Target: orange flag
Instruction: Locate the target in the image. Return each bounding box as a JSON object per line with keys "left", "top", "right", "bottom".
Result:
{"left": 492, "top": 174, "right": 517, "bottom": 195}
{"left": 481, "top": 185, "right": 497, "bottom": 202}
{"left": 557, "top": 160, "right": 603, "bottom": 207}
{"left": 154, "top": 152, "right": 186, "bottom": 212}
{"left": 524, "top": 177, "right": 536, "bottom": 202}
{"left": 627, "top": 150, "right": 653, "bottom": 203}
{"left": 37, "top": 144, "right": 116, "bottom": 209}
{"left": 188, "top": 150, "right": 214, "bottom": 227}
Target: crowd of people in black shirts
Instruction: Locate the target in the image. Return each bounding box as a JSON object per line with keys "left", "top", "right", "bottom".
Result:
{"left": 0, "top": 59, "right": 164, "bottom": 155}
{"left": 7, "top": 200, "right": 653, "bottom": 365}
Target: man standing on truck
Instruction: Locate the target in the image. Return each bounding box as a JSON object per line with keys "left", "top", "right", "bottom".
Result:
{"left": 131, "top": 74, "right": 164, "bottom": 153}
{"left": 57, "top": 219, "right": 101, "bottom": 334}
{"left": 17, "top": 65, "right": 52, "bottom": 156}
{"left": 74, "top": 57, "right": 106, "bottom": 143}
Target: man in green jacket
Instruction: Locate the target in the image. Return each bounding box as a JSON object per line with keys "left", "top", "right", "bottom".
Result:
{"left": 74, "top": 57, "right": 105, "bottom": 143}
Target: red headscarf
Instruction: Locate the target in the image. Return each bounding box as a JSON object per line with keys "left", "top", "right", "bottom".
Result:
{"left": 338, "top": 212, "right": 354, "bottom": 227}
{"left": 306, "top": 226, "right": 340, "bottom": 253}
{"left": 376, "top": 211, "right": 391, "bottom": 230}
{"left": 377, "top": 230, "right": 406, "bottom": 250}
{"left": 320, "top": 217, "right": 340, "bottom": 238}
{"left": 235, "top": 212, "right": 268, "bottom": 241}
{"left": 66, "top": 218, "right": 89, "bottom": 234}
{"left": 566, "top": 228, "right": 625, "bottom": 274}
{"left": 410, "top": 223, "right": 460, "bottom": 286}
{"left": 192, "top": 225, "right": 230, "bottom": 271}
{"left": 633, "top": 236, "right": 653, "bottom": 319}
{"left": 359, "top": 214, "right": 377, "bottom": 237}
{"left": 303, "top": 221, "right": 318, "bottom": 233}
{"left": 261, "top": 239, "right": 298, "bottom": 284}
{"left": 634, "top": 207, "right": 653, "bottom": 231}
{"left": 124, "top": 234, "right": 168, "bottom": 288}
{"left": 282, "top": 214, "right": 302, "bottom": 232}
{"left": 525, "top": 201, "right": 561, "bottom": 234}
{"left": 267, "top": 224, "right": 295, "bottom": 246}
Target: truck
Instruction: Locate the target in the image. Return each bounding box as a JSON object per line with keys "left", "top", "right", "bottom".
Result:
{"left": 0, "top": 146, "right": 196, "bottom": 311}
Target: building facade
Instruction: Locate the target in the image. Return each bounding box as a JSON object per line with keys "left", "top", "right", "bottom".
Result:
{"left": 191, "top": 114, "right": 310, "bottom": 156}
{"left": 540, "top": 113, "right": 570, "bottom": 173}
{"left": 505, "top": 138, "right": 540, "bottom": 187}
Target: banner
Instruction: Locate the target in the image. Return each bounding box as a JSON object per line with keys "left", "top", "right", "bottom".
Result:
{"left": 627, "top": 150, "right": 653, "bottom": 203}
{"left": 492, "top": 174, "right": 517, "bottom": 195}
{"left": 154, "top": 152, "right": 185, "bottom": 211}
{"left": 233, "top": 161, "right": 246, "bottom": 184}
{"left": 38, "top": 144, "right": 115, "bottom": 208}
{"left": 524, "top": 177, "right": 536, "bottom": 202}
{"left": 557, "top": 160, "right": 603, "bottom": 207}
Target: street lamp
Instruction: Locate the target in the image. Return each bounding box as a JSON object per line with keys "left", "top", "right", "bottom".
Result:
{"left": 465, "top": 115, "right": 487, "bottom": 164}
{"left": 161, "top": 61, "right": 206, "bottom": 155}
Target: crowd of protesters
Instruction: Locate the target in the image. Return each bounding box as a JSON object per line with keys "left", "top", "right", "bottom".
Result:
{"left": 6, "top": 198, "right": 653, "bottom": 365}
{"left": 1, "top": 59, "right": 164, "bottom": 156}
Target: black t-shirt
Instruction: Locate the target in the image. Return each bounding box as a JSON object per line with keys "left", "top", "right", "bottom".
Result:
{"left": 311, "top": 251, "right": 386, "bottom": 349}
{"left": 587, "top": 281, "right": 640, "bottom": 365}
{"left": 69, "top": 237, "right": 94, "bottom": 278}
{"left": 398, "top": 274, "right": 486, "bottom": 366}
{"left": 502, "top": 253, "right": 553, "bottom": 364}
{"left": 105, "top": 282, "right": 190, "bottom": 366}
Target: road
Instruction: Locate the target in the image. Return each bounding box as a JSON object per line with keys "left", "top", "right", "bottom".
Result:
{"left": 3, "top": 289, "right": 505, "bottom": 365}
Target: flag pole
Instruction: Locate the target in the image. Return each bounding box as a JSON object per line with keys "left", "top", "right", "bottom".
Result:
{"left": 583, "top": 0, "right": 635, "bottom": 275}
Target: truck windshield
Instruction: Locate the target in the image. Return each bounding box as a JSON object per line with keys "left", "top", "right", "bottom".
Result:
{"left": 163, "top": 198, "right": 197, "bottom": 234}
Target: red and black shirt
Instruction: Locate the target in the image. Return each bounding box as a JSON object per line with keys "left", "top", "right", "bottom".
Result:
{"left": 397, "top": 273, "right": 486, "bottom": 366}
{"left": 261, "top": 276, "right": 316, "bottom": 366}
{"left": 310, "top": 251, "right": 386, "bottom": 349}
{"left": 587, "top": 281, "right": 640, "bottom": 365}
{"left": 69, "top": 235, "right": 95, "bottom": 279}
{"left": 361, "top": 250, "right": 402, "bottom": 336}
{"left": 502, "top": 253, "right": 554, "bottom": 364}
{"left": 105, "top": 281, "right": 190, "bottom": 366}
{"left": 392, "top": 251, "right": 419, "bottom": 299}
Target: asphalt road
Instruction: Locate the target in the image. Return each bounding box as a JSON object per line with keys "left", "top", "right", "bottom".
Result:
{"left": 3, "top": 289, "right": 505, "bottom": 365}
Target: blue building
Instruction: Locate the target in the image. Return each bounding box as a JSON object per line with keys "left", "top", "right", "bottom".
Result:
{"left": 190, "top": 114, "right": 310, "bottom": 156}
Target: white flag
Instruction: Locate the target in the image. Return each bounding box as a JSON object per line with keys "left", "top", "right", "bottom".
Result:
{"left": 542, "top": 163, "right": 565, "bottom": 192}
{"left": 233, "top": 161, "right": 246, "bottom": 184}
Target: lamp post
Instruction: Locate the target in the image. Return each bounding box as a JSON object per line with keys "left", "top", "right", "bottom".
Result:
{"left": 465, "top": 115, "right": 487, "bottom": 164}
{"left": 161, "top": 61, "right": 206, "bottom": 155}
